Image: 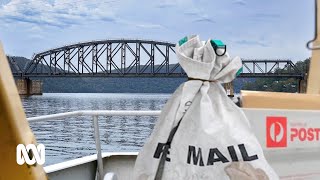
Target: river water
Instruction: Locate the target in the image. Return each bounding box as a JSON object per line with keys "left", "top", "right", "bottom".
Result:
{"left": 21, "top": 93, "right": 171, "bottom": 165}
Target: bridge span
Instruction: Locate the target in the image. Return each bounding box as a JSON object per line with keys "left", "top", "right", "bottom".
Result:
{"left": 7, "top": 39, "right": 305, "bottom": 95}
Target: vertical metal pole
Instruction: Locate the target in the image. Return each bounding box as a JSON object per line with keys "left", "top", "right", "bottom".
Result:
{"left": 107, "top": 43, "right": 112, "bottom": 73}
{"left": 136, "top": 43, "right": 140, "bottom": 74}
{"left": 40, "top": 57, "right": 43, "bottom": 74}
{"left": 78, "top": 47, "right": 80, "bottom": 74}
{"left": 93, "top": 116, "right": 104, "bottom": 180}
{"left": 67, "top": 49, "right": 70, "bottom": 73}
{"left": 166, "top": 45, "right": 169, "bottom": 74}
{"left": 121, "top": 43, "right": 126, "bottom": 74}
{"left": 49, "top": 54, "right": 52, "bottom": 75}
{"left": 52, "top": 52, "right": 57, "bottom": 74}
{"left": 151, "top": 44, "right": 154, "bottom": 74}
{"left": 63, "top": 50, "right": 66, "bottom": 73}
{"left": 92, "top": 44, "right": 98, "bottom": 73}
{"left": 64, "top": 49, "right": 70, "bottom": 74}
{"left": 79, "top": 46, "right": 84, "bottom": 74}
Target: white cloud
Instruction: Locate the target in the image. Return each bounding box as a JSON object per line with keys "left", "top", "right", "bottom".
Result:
{"left": 0, "top": 0, "right": 117, "bottom": 28}
{"left": 117, "top": 19, "right": 165, "bottom": 29}
{"left": 156, "top": 0, "right": 192, "bottom": 8}
{"left": 233, "top": 0, "right": 246, "bottom": 6}
{"left": 0, "top": 0, "right": 166, "bottom": 31}
{"left": 192, "top": 14, "right": 215, "bottom": 24}
{"left": 180, "top": 5, "right": 215, "bottom": 24}
{"left": 233, "top": 39, "right": 268, "bottom": 47}
{"left": 135, "top": 23, "right": 164, "bottom": 29}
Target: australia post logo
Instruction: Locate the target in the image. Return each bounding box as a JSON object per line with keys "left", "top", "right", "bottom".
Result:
{"left": 266, "top": 117, "right": 287, "bottom": 147}
{"left": 266, "top": 116, "right": 320, "bottom": 148}
{"left": 16, "top": 144, "right": 45, "bottom": 165}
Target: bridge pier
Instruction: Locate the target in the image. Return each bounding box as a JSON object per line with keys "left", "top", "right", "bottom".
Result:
{"left": 223, "top": 82, "right": 234, "bottom": 97}
{"left": 16, "top": 78, "right": 43, "bottom": 95}
{"left": 298, "top": 77, "right": 307, "bottom": 93}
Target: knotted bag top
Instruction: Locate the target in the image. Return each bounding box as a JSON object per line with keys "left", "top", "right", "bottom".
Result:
{"left": 176, "top": 35, "right": 242, "bottom": 83}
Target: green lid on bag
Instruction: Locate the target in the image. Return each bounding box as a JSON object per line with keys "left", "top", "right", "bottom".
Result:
{"left": 211, "top": 40, "right": 225, "bottom": 48}
{"left": 179, "top": 36, "right": 188, "bottom": 46}
{"left": 210, "top": 39, "right": 227, "bottom": 56}
{"left": 236, "top": 67, "right": 243, "bottom": 76}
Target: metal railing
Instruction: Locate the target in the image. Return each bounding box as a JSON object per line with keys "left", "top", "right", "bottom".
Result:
{"left": 27, "top": 110, "right": 161, "bottom": 180}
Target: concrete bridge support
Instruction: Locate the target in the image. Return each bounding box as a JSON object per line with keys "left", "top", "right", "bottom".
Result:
{"left": 298, "top": 79, "right": 307, "bottom": 93}
{"left": 16, "top": 78, "right": 43, "bottom": 95}
{"left": 223, "top": 82, "right": 234, "bottom": 97}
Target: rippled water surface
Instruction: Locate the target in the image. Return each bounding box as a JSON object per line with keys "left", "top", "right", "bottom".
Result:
{"left": 21, "top": 93, "right": 171, "bottom": 165}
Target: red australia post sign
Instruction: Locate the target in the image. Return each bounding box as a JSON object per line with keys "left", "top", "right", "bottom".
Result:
{"left": 265, "top": 115, "right": 320, "bottom": 148}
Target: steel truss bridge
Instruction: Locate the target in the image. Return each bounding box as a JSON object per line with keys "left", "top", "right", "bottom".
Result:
{"left": 9, "top": 39, "right": 304, "bottom": 79}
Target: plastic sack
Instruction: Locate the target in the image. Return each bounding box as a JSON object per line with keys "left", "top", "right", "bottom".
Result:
{"left": 133, "top": 35, "right": 278, "bottom": 180}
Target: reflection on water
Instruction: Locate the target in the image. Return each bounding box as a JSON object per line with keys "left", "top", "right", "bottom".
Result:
{"left": 21, "top": 93, "right": 170, "bottom": 165}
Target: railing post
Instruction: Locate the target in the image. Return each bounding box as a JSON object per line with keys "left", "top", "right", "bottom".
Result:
{"left": 93, "top": 115, "right": 104, "bottom": 180}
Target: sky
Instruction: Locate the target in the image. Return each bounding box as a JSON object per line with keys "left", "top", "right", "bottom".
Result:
{"left": 0, "top": 0, "right": 315, "bottom": 61}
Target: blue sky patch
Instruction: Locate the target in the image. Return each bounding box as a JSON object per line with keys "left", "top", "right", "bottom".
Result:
{"left": 0, "top": 0, "right": 313, "bottom": 62}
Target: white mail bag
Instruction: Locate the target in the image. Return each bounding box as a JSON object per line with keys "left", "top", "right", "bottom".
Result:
{"left": 133, "top": 35, "right": 278, "bottom": 180}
